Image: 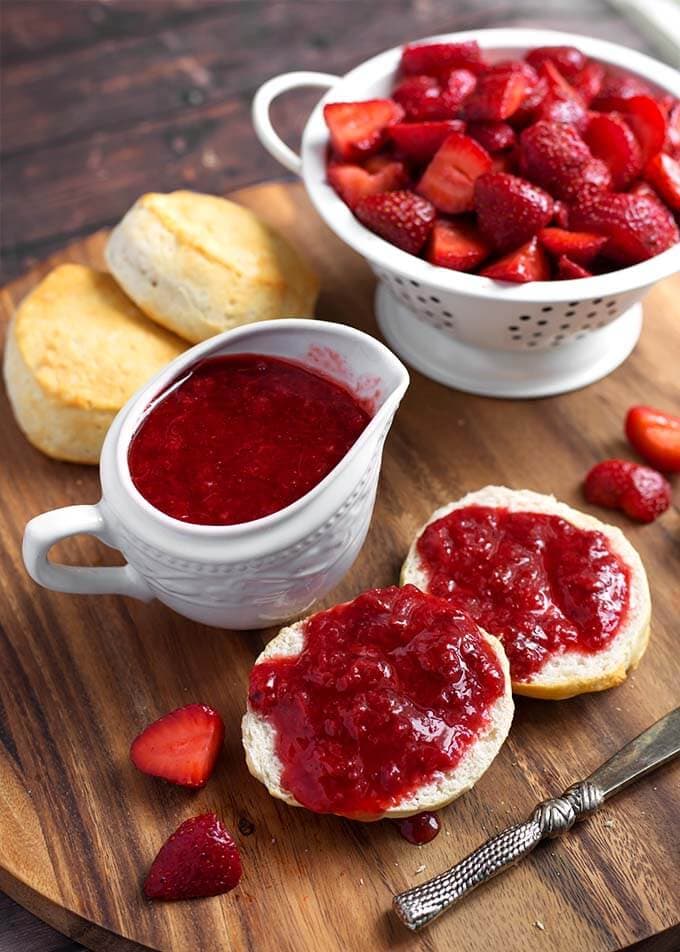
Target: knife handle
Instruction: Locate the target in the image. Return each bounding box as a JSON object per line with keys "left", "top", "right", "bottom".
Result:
{"left": 392, "top": 781, "right": 603, "bottom": 931}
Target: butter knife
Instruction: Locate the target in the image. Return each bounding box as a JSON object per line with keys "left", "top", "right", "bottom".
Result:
{"left": 393, "top": 706, "right": 680, "bottom": 931}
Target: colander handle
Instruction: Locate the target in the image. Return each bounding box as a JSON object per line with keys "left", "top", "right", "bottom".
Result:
{"left": 252, "top": 71, "right": 339, "bottom": 175}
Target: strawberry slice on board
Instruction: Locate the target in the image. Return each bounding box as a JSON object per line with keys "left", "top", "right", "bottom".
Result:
{"left": 556, "top": 255, "right": 593, "bottom": 279}
{"left": 417, "top": 132, "right": 492, "bottom": 213}
{"left": 427, "top": 218, "right": 491, "bottom": 271}
{"left": 644, "top": 152, "right": 680, "bottom": 212}
{"left": 144, "top": 814, "right": 242, "bottom": 901}
{"left": 569, "top": 189, "right": 679, "bottom": 265}
{"left": 525, "top": 46, "right": 587, "bottom": 81}
{"left": 480, "top": 236, "right": 551, "bottom": 283}
{"left": 625, "top": 405, "right": 680, "bottom": 473}
{"left": 323, "top": 99, "right": 404, "bottom": 161}
{"left": 130, "top": 703, "right": 225, "bottom": 788}
{"left": 400, "top": 41, "right": 484, "bottom": 77}
{"left": 328, "top": 158, "right": 407, "bottom": 208}
{"left": 538, "top": 227, "right": 607, "bottom": 264}
{"left": 474, "top": 171, "right": 554, "bottom": 251}
{"left": 354, "top": 189, "right": 436, "bottom": 254}
{"left": 583, "top": 112, "right": 643, "bottom": 189}
{"left": 389, "top": 120, "right": 466, "bottom": 163}
{"left": 463, "top": 71, "right": 528, "bottom": 121}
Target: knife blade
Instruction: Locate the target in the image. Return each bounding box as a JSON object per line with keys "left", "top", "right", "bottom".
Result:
{"left": 393, "top": 706, "right": 680, "bottom": 931}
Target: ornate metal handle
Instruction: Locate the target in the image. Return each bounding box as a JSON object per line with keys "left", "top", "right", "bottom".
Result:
{"left": 393, "top": 780, "right": 603, "bottom": 931}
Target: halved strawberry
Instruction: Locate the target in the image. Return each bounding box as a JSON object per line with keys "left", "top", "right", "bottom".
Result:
{"left": 539, "top": 227, "right": 608, "bottom": 264}
{"left": 644, "top": 152, "right": 680, "bottom": 212}
{"left": 592, "top": 69, "right": 652, "bottom": 111}
{"left": 617, "top": 95, "right": 668, "bottom": 163}
{"left": 323, "top": 99, "right": 404, "bottom": 161}
{"left": 389, "top": 120, "right": 465, "bottom": 163}
{"left": 328, "top": 158, "right": 407, "bottom": 208}
{"left": 572, "top": 62, "right": 605, "bottom": 105}
{"left": 569, "top": 190, "right": 679, "bottom": 264}
{"left": 467, "top": 121, "right": 516, "bottom": 152}
{"left": 474, "top": 172, "right": 554, "bottom": 251}
{"left": 417, "top": 132, "right": 491, "bottom": 213}
{"left": 427, "top": 218, "right": 491, "bottom": 271}
{"left": 464, "top": 71, "right": 528, "bottom": 121}
{"left": 481, "top": 236, "right": 551, "bottom": 282}
{"left": 401, "top": 41, "right": 483, "bottom": 77}
{"left": 525, "top": 46, "right": 586, "bottom": 81}
{"left": 625, "top": 405, "right": 680, "bottom": 472}
{"left": 519, "top": 120, "right": 610, "bottom": 200}
{"left": 130, "top": 703, "right": 225, "bottom": 788}
{"left": 354, "top": 189, "right": 436, "bottom": 253}
{"left": 584, "top": 113, "right": 643, "bottom": 189}
{"left": 144, "top": 814, "right": 242, "bottom": 901}
{"left": 556, "top": 255, "right": 592, "bottom": 279}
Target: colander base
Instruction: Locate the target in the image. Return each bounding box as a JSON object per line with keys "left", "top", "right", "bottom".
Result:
{"left": 375, "top": 284, "right": 643, "bottom": 399}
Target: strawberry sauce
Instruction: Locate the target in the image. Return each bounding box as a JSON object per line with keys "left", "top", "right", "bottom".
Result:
{"left": 416, "top": 506, "right": 630, "bottom": 682}
{"left": 247, "top": 586, "right": 506, "bottom": 818}
{"left": 128, "top": 354, "right": 371, "bottom": 525}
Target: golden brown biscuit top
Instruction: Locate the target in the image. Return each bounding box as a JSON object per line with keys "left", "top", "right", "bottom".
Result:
{"left": 13, "top": 263, "right": 186, "bottom": 411}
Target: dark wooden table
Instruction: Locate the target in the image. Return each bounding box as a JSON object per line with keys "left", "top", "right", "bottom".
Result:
{"left": 0, "top": 2, "right": 675, "bottom": 950}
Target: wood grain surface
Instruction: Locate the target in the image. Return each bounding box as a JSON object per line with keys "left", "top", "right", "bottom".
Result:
{"left": 0, "top": 181, "right": 679, "bottom": 952}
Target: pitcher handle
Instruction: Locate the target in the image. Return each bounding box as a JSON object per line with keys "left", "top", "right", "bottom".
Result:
{"left": 252, "top": 71, "right": 339, "bottom": 174}
{"left": 23, "top": 504, "right": 153, "bottom": 600}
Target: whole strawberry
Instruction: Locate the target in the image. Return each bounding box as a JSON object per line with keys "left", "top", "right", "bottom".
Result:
{"left": 584, "top": 459, "right": 671, "bottom": 523}
{"left": 144, "top": 813, "right": 242, "bottom": 901}
{"left": 354, "top": 190, "right": 436, "bottom": 254}
{"left": 474, "top": 172, "right": 553, "bottom": 250}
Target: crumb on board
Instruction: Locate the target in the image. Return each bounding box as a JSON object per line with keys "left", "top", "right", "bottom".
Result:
{"left": 415, "top": 864, "right": 426, "bottom": 874}
{"left": 604, "top": 819, "right": 615, "bottom": 828}
{"left": 533, "top": 920, "right": 545, "bottom": 931}
{"left": 359, "top": 877, "right": 364, "bottom": 886}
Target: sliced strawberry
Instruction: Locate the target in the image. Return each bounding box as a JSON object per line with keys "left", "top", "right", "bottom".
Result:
{"left": 354, "top": 189, "right": 436, "bottom": 253}
{"left": 401, "top": 41, "right": 483, "bottom": 77}
{"left": 130, "top": 703, "right": 224, "bottom": 788}
{"left": 525, "top": 46, "right": 587, "bottom": 81}
{"left": 665, "top": 101, "right": 680, "bottom": 156}
{"left": 592, "top": 69, "right": 652, "bottom": 111}
{"left": 464, "top": 71, "right": 527, "bottom": 121}
{"left": 510, "top": 77, "right": 549, "bottom": 128}
{"left": 532, "top": 61, "right": 587, "bottom": 128}
{"left": 556, "top": 255, "right": 592, "bottom": 279}
{"left": 625, "top": 405, "right": 680, "bottom": 473}
{"left": 583, "top": 112, "right": 643, "bottom": 189}
{"left": 569, "top": 190, "right": 679, "bottom": 265}
{"left": 427, "top": 218, "right": 491, "bottom": 271}
{"left": 389, "top": 120, "right": 465, "bottom": 163}
{"left": 519, "top": 120, "right": 610, "bottom": 200}
{"left": 417, "top": 132, "right": 491, "bottom": 213}
{"left": 644, "top": 152, "right": 680, "bottom": 212}
{"left": 328, "top": 158, "right": 407, "bottom": 208}
{"left": 323, "top": 99, "right": 404, "bottom": 161}
{"left": 539, "top": 227, "right": 607, "bottom": 263}
{"left": 485, "top": 61, "right": 539, "bottom": 84}
{"left": 552, "top": 200, "right": 570, "bottom": 228}
{"left": 144, "top": 814, "right": 242, "bottom": 901}
{"left": 474, "top": 172, "right": 553, "bottom": 251}
{"left": 481, "top": 236, "right": 551, "bottom": 282}
{"left": 467, "top": 120, "right": 516, "bottom": 152}
{"left": 572, "top": 62, "right": 605, "bottom": 105}
{"left": 616, "top": 95, "right": 668, "bottom": 163}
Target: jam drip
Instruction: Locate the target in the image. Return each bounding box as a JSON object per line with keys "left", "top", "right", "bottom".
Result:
{"left": 248, "top": 586, "right": 505, "bottom": 818}
{"left": 416, "top": 506, "right": 630, "bottom": 682}
{"left": 128, "top": 354, "right": 371, "bottom": 526}
{"left": 396, "top": 812, "right": 441, "bottom": 844}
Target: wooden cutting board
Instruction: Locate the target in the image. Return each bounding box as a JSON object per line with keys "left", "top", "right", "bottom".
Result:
{"left": 0, "top": 182, "right": 678, "bottom": 952}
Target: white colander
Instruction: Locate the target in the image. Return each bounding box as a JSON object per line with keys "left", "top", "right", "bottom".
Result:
{"left": 253, "top": 28, "right": 680, "bottom": 398}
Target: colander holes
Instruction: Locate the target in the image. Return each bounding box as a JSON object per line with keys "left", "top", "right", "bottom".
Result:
{"left": 512, "top": 334, "right": 522, "bottom": 340}
{"left": 395, "top": 277, "right": 404, "bottom": 285}
{"left": 560, "top": 323, "right": 570, "bottom": 330}
{"left": 410, "top": 280, "right": 419, "bottom": 287}
{"left": 565, "top": 310, "right": 576, "bottom": 316}
{"left": 587, "top": 311, "right": 597, "bottom": 318}
{"left": 593, "top": 297, "right": 603, "bottom": 303}
{"left": 520, "top": 314, "right": 531, "bottom": 321}
{"left": 554, "top": 334, "right": 565, "bottom": 341}
{"left": 528, "top": 341, "right": 538, "bottom": 347}
{"left": 430, "top": 296, "right": 440, "bottom": 303}
{"left": 569, "top": 301, "right": 578, "bottom": 307}
{"left": 443, "top": 320, "right": 454, "bottom": 328}
{"left": 532, "top": 332, "right": 542, "bottom": 338}
{"left": 597, "top": 320, "right": 606, "bottom": 328}
{"left": 508, "top": 325, "right": 519, "bottom": 331}
{"left": 443, "top": 310, "right": 453, "bottom": 318}
{"left": 541, "top": 306, "right": 553, "bottom": 312}
{"left": 537, "top": 319, "right": 547, "bottom": 326}
{"left": 417, "top": 296, "right": 427, "bottom": 303}
{"left": 425, "top": 310, "right": 434, "bottom": 318}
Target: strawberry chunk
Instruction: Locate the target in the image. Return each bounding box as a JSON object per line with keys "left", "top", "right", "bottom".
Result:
{"left": 328, "top": 158, "right": 407, "bottom": 208}
{"left": 392, "top": 72, "right": 475, "bottom": 121}
{"left": 481, "top": 237, "right": 551, "bottom": 283}
{"left": 400, "top": 41, "right": 483, "bottom": 77}
{"left": 644, "top": 152, "right": 680, "bottom": 212}
{"left": 467, "top": 121, "right": 516, "bottom": 152}
{"left": 592, "top": 69, "right": 652, "bottom": 111}
{"left": 625, "top": 405, "right": 680, "bottom": 473}
{"left": 417, "top": 132, "right": 492, "bottom": 213}
{"left": 584, "top": 459, "right": 671, "bottom": 523}
{"left": 354, "top": 189, "right": 436, "bottom": 254}
{"left": 665, "top": 101, "right": 680, "bottom": 156}
{"left": 539, "top": 227, "right": 607, "bottom": 263}
{"left": 389, "top": 120, "right": 465, "bottom": 163}
{"left": 556, "top": 255, "right": 592, "bottom": 279}
{"left": 144, "top": 814, "right": 242, "bottom": 901}
{"left": 427, "top": 218, "right": 491, "bottom": 271}
{"left": 525, "top": 46, "right": 586, "bottom": 81}
{"left": 552, "top": 200, "right": 570, "bottom": 228}
{"left": 534, "top": 61, "right": 588, "bottom": 129}
{"left": 323, "top": 99, "right": 404, "bottom": 160}
{"left": 569, "top": 189, "right": 679, "bottom": 264}
{"left": 572, "top": 62, "right": 605, "bottom": 105}
{"left": 584, "top": 113, "right": 642, "bottom": 189}
{"left": 130, "top": 703, "right": 224, "bottom": 788}
{"left": 617, "top": 95, "right": 668, "bottom": 163}
{"left": 474, "top": 172, "right": 554, "bottom": 251}
{"left": 519, "top": 120, "right": 610, "bottom": 200}
{"left": 464, "top": 71, "right": 528, "bottom": 121}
